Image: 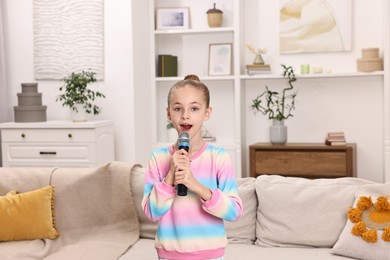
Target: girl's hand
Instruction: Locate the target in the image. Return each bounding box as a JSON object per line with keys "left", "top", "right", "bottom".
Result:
{"left": 172, "top": 149, "right": 212, "bottom": 201}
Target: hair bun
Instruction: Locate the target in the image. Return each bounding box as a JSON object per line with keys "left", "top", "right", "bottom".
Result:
{"left": 184, "top": 74, "right": 200, "bottom": 81}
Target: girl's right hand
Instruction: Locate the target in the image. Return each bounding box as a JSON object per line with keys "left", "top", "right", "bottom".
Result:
{"left": 165, "top": 149, "right": 190, "bottom": 186}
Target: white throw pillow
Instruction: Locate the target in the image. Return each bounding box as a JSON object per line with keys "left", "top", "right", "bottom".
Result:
{"left": 255, "top": 175, "right": 376, "bottom": 247}
{"left": 331, "top": 188, "right": 390, "bottom": 260}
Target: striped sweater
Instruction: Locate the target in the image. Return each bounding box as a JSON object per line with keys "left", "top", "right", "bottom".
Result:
{"left": 142, "top": 143, "right": 243, "bottom": 260}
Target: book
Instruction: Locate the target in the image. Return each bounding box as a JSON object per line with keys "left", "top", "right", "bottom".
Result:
{"left": 157, "top": 55, "right": 178, "bottom": 77}
{"left": 247, "top": 69, "right": 272, "bottom": 75}
{"left": 325, "top": 131, "right": 347, "bottom": 146}
{"left": 246, "top": 64, "right": 271, "bottom": 70}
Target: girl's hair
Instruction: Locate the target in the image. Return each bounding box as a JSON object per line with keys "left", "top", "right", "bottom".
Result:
{"left": 167, "top": 74, "right": 210, "bottom": 108}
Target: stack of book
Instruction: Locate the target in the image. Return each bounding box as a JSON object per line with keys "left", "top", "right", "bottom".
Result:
{"left": 246, "top": 64, "right": 271, "bottom": 75}
{"left": 325, "top": 132, "right": 347, "bottom": 146}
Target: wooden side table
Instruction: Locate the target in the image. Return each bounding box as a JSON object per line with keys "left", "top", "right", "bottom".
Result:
{"left": 249, "top": 143, "right": 356, "bottom": 178}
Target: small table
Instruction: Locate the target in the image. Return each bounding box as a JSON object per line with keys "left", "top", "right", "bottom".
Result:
{"left": 249, "top": 143, "right": 356, "bottom": 178}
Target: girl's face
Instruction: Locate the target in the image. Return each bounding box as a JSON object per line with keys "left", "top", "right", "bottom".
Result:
{"left": 167, "top": 85, "right": 212, "bottom": 141}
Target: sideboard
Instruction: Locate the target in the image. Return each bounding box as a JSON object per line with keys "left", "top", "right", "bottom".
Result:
{"left": 0, "top": 120, "right": 115, "bottom": 167}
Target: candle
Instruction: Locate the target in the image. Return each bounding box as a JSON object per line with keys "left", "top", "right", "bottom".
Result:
{"left": 301, "top": 64, "right": 310, "bottom": 74}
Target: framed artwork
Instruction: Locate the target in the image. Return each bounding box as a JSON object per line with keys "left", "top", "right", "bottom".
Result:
{"left": 279, "top": 0, "right": 352, "bottom": 54}
{"left": 208, "top": 43, "right": 233, "bottom": 76}
{"left": 156, "top": 8, "right": 190, "bottom": 30}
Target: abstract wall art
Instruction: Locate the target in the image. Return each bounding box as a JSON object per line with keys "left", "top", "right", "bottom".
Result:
{"left": 33, "top": 0, "right": 104, "bottom": 79}
{"left": 280, "top": 0, "right": 352, "bottom": 54}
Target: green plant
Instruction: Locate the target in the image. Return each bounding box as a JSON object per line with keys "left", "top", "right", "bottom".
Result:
{"left": 56, "top": 70, "right": 105, "bottom": 115}
{"left": 251, "top": 64, "right": 297, "bottom": 121}
{"left": 166, "top": 121, "right": 174, "bottom": 129}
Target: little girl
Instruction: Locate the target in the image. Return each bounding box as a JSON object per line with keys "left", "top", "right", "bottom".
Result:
{"left": 142, "top": 75, "right": 243, "bottom": 260}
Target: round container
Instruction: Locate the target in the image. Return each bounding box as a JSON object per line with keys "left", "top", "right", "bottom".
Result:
{"left": 207, "top": 3, "right": 223, "bottom": 28}
{"left": 362, "top": 48, "right": 379, "bottom": 59}
{"left": 21, "top": 83, "right": 38, "bottom": 93}
{"left": 17, "top": 93, "right": 42, "bottom": 106}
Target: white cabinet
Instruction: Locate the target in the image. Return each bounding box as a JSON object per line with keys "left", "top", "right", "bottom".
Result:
{"left": 0, "top": 120, "right": 115, "bottom": 167}
{"left": 149, "top": 0, "right": 243, "bottom": 177}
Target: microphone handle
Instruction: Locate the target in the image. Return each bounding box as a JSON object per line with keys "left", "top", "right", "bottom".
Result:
{"left": 177, "top": 184, "right": 187, "bottom": 196}
{"left": 177, "top": 144, "right": 189, "bottom": 196}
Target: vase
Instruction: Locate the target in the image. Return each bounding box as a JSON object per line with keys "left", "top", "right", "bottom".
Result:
{"left": 270, "top": 119, "right": 287, "bottom": 145}
{"left": 167, "top": 128, "right": 177, "bottom": 142}
{"left": 71, "top": 103, "right": 87, "bottom": 122}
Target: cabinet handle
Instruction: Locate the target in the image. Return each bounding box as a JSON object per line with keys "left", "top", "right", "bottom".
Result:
{"left": 21, "top": 133, "right": 26, "bottom": 138}
{"left": 68, "top": 133, "right": 72, "bottom": 138}
{"left": 39, "top": 151, "right": 57, "bottom": 155}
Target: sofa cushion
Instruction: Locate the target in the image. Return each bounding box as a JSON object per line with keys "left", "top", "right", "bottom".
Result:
{"left": 255, "top": 175, "right": 376, "bottom": 247}
{"left": 130, "top": 166, "right": 158, "bottom": 239}
{"left": 225, "top": 177, "right": 257, "bottom": 244}
{"left": 331, "top": 189, "right": 390, "bottom": 260}
{"left": 0, "top": 185, "right": 59, "bottom": 241}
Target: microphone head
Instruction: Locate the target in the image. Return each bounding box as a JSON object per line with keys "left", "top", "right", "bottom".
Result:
{"left": 178, "top": 132, "right": 190, "bottom": 151}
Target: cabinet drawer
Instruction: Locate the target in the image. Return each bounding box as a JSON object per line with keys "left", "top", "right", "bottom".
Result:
{"left": 1, "top": 129, "right": 96, "bottom": 143}
{"left": 253, "top": 150, "right": 347, "bottom": 177}
{"left": 3, "top": 144, "right": 95, "bottom": 161}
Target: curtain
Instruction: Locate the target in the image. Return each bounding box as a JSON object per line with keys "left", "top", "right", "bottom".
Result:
{"left": 0, "top": 1, "right": 9, "bottom": 123}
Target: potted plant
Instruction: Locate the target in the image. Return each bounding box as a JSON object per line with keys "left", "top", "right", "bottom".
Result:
{"left": 166, "top": 121, "right": 177, "bottom": 142}
{"left": 56, "top": 70, "right": 105, "bottom": 121}
{"left": 251, "top": 64, "right": 297, "bottom": 144}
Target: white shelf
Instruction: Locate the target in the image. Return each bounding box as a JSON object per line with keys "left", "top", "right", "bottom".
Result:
{"left": 156, "top": 76, "right": 235, "bottom": 82}
{"left": 240, "top": 71, "right": 384, "bottom": 80}
{"left": 155, "top": 27, "right": 234, "bottom": 35}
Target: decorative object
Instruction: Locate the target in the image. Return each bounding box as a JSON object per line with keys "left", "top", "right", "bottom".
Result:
{"left": 14, "top": 83, "right": 47, "bottom": 122}
{"left": 280, "top": 0, "right": 352, "bottom": 53}
{"left": 56, "top": 70, "right": 105, "bottom": 122}
{"left": 206, "top": 3, "right": 223, "bottom": 28}
{"left": 201, "top": 126, "right": 216, "bottom": 142}
{"left": 251, "top": 64, "right": 297, "bottom": 145}
{"left": 357, "top": 48, "right": 383, "bottom": 72}
{"left": 208, "top": 43, "right": 232, "bottom": 76}
{"left": 156, "top": 7, "right": 190, "bottom": 30}
{"left": 33, "top": 0, "right": 104, "bottom": 79}
{"left": 300, "top": 64, "right": 310, "bottom": 74}
{"left": 347, "top": 195, "right": 390, "bottom": 243}
{"left": 166, "top": 121, "right": 177, "bottom": 142}
{"left": 331, "top": 193, "right": 390, "bottom": 260}
{"left": 246, "top": 44, "right": 266, "bottom": 65}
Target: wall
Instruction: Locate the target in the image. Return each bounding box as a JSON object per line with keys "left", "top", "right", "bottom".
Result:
{"left": 2, "top": 0, "right": 387, "bottom": 181}
{"left": 240, "top": 0, "right": 386, "bottom": 182}
{"left": 2, "top": 0, "right": 150, "bottom": 165}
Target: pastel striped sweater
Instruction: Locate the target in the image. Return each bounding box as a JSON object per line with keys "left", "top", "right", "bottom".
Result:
{"left": 142, "top": 143, "right": 243, "bottom": 260}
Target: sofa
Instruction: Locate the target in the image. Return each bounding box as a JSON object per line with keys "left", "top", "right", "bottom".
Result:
{"left": 1, "top": 161, "right": 389, "bottom": 260}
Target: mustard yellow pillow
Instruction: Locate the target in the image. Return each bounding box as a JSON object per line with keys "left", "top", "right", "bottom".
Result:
{"left": 0, "top": 185, "right": 60, "bottom": 241}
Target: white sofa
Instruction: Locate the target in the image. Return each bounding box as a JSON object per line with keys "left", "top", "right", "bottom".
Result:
{"left": 1, "top": 162, "right": 389, "bottom": 260}
{"left": 124, "top": 165, "right": 390, "bottom": 260}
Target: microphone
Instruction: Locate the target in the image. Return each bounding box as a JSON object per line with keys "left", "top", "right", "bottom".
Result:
{"left": 177, "top": 132, "right": 190, "bottom": 196}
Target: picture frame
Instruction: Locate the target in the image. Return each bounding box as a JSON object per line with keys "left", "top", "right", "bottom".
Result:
{"left": 156, "top": 7, "right": 190, "bottom": 30}
{"left": 208, "top": 43, "right": 233, "bottom": 76}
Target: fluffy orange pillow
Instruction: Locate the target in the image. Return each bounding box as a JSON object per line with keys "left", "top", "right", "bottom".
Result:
{"left": 0, "top": 185, "right": 60, "bottom": 241}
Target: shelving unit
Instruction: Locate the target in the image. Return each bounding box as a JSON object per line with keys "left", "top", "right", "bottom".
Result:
{"left": 148, "top": 1, "right": 385, "bottom": 178}
{"left": 149, "top": 0, "right": 242, "bottom": 177}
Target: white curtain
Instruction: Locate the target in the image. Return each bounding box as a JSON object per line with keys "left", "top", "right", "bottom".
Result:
{"left": 0, "top": 1, "right": 9, "bottom": 123}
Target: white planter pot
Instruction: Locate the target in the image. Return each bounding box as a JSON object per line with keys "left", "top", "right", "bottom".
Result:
{"left": 167, "top": 128, "right": 177, "bottom": 142}
{"left": 270, "top": 119, "right": 287, "bottom": 145}
{"left": 71, "top": 103, "right": 88, "bottom": 122}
